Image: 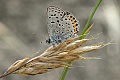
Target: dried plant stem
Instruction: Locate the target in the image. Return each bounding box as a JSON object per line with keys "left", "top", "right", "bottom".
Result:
{"left": 0, "top": 35, "right": 110, "bottom": 78}
{"left": 59, "top": 0, "right": 102, "bottom": 80}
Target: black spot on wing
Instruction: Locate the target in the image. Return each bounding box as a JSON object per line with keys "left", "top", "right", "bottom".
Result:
{"left": 54, "top": 14, "right": 56, "bottom": 16}
{"left": 51, "top": 21, "right": 55, "bottom": 23}
{"left": 65, "top": 18, "right": 67, "bottom": 20}
{"left": 59, "top": 24, "right": 61, "bottom": 26}
{"left": 76, "top": 24, "right": 78, "bottom": 26}
{"left": 74, "top": 20, "right": 77, "bottom": 22}
{"left": 57, "top": 20, "right": 59, "bottom": 23}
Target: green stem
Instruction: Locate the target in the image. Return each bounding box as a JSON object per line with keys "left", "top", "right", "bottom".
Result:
{"left": 80, "top": 0, "right": 102, "bottom": 39}
{"left": 59, "top": 0, "right": 102, "bottom": 80}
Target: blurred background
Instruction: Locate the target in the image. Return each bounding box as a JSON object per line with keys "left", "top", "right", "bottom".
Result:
{"left": 0, "top": 0, "right": 119, "bottom": 80}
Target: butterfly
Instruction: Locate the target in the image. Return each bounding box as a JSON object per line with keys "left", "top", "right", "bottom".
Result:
{"left": 46, "top": 6, "right": 80, "bottom": 46}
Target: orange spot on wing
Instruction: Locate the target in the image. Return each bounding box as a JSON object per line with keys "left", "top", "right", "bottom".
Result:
{"left": 69, "top": 17, "right": 78, "bottom": 34}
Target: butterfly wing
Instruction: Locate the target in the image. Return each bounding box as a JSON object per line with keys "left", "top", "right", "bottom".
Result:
{"left": 47, "top": 6, "right": 80, "bottom": 46}
{"left": 47, "top": 6, "right": 65, "bottom": 45}
{"left": 59, "top": 11, "right": 80, "bottom": 41}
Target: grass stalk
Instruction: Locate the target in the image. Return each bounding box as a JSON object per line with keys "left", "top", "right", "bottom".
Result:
{"left": 59, "top": 0, "right": 102, "bottom": 80}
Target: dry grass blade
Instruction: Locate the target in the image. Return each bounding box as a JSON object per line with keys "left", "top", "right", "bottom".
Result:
{"left": 0, "top": 35, "right": 111, "bottom": 78}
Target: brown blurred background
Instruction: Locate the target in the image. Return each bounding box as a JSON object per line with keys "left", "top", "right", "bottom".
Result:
{"left": 0, "top": 0, "right": 119, "bottom": 80}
